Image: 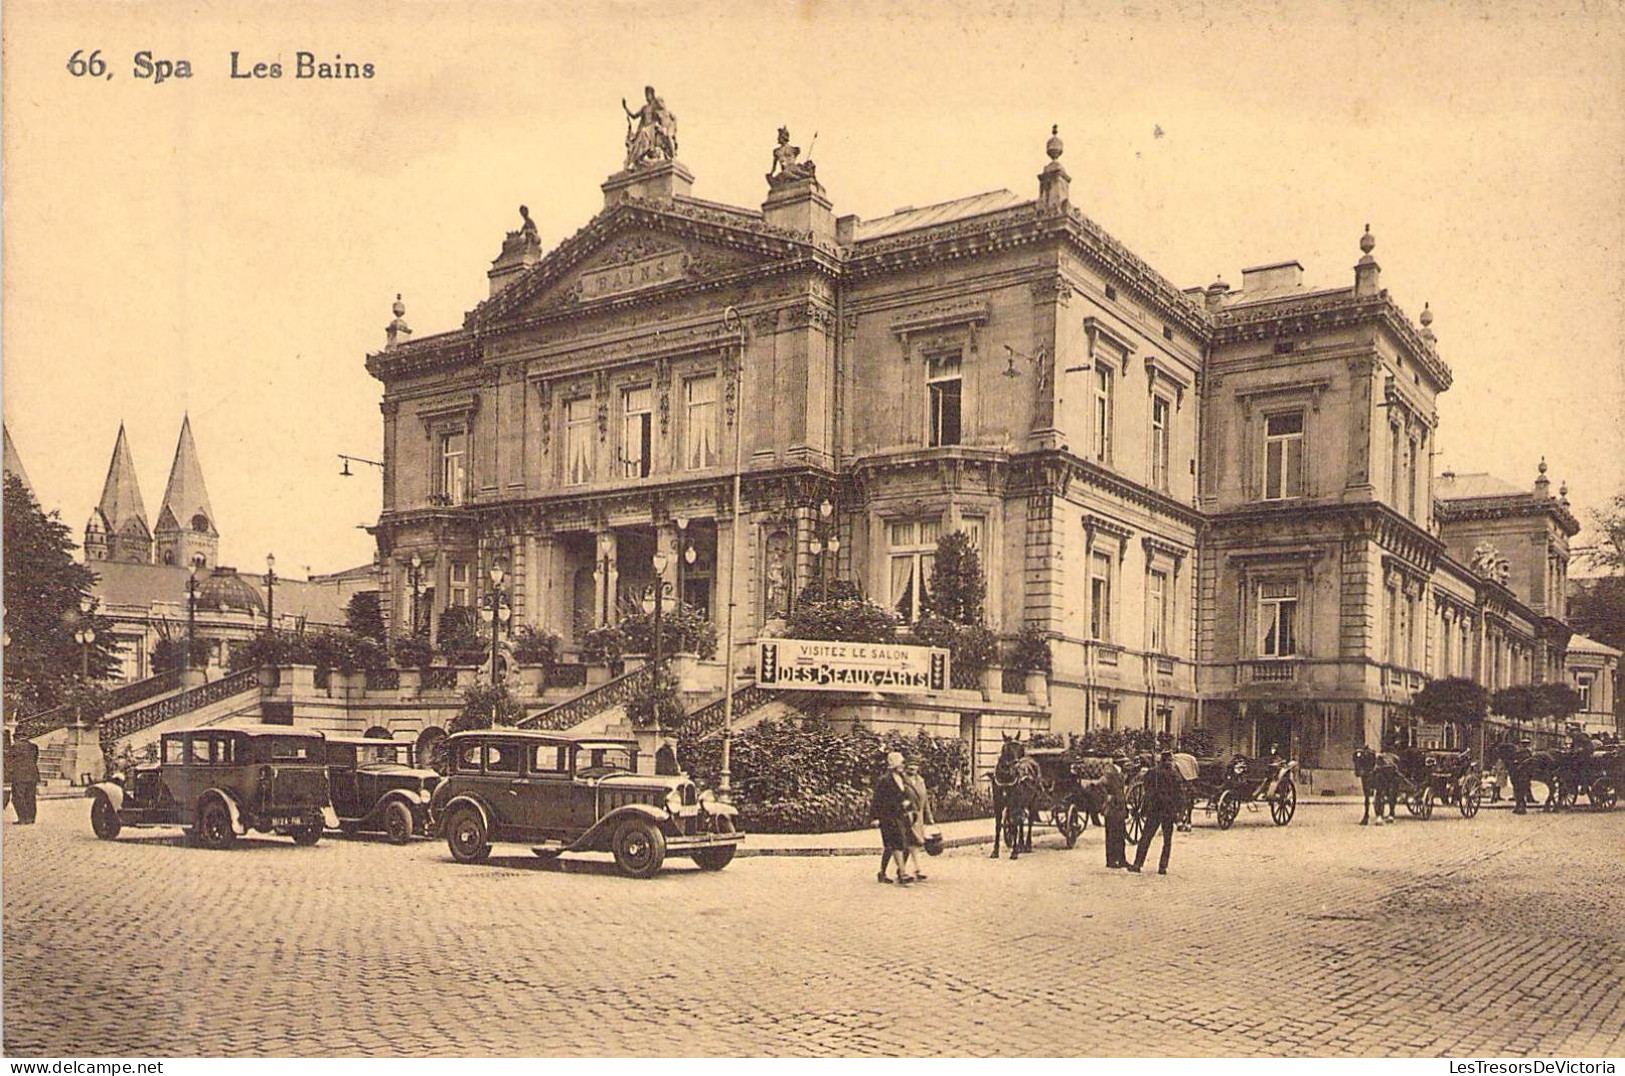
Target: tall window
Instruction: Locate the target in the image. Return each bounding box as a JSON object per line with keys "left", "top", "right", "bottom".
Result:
{"left": 888, "top": 518, "right": 940, "bottom": 622}
{"left": 927, "top": 353, "right": 962, "bottom": 447}
{"left": 1093, "top": 366, "right": 1113, "bottom": 462}
{"left": 1578, "top": 674, "right": 1594, "bottom": 711}
{"left": 1386, "top": 583, "right": 1400, "bottom": 664}
{"left": 1263, "top": 412, "right": 1304, "bottom": 500}
{"left": 1147, "top": 569, "right": 1168, "bottom": 653}
{"left": 1089, "top": 551, "right": 1113, "bottom": 641}
{"left": 1407, "top": 440, "right": 1420, "bottom": 518}
{"left": 449, "top": 562, "right": 470, "bottom": 608}
{"left": 684, "top": 375, "right": 718, "bottom": 470}
{"left": 1258, "top": 580, "right": 1298, "bottom": 658}
{"left": 565, "top": 398, "right": 593, "bottom": 486}
{"left": 1150, "top": 395, "right": 1171, "bottom": 491}
{"left": 439, "top": 431, "right": 466, "bottom": 505}
{"left": 959, "top": 515, "right": 984, "bottom": 551}
{"left": 622, "top": 386, "right": 652, "bottom": 478}
{"left": 1400, "top": 592, "right": 1414, "bottom": 669}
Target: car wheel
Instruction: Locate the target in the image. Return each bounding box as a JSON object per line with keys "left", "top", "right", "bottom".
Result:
{"left": 693, "top": 816, "right": 736, "bottom": 871}
{"left": 445, "top": 806, "right": 491, "bottom": 864}
{"left": 292, "top": 812, "right": 324, "bottom": 846}
{"left": 196, "top": 799, "right": 235, "bottom": 850}
{"left": 612, "top": 818, "right": 666, "bottom": 878}
{"left": 383, "top": 800, "right": 415, "bottom": 845}
{"left": 90, "top": 796, "right": 122, "bottom": 840}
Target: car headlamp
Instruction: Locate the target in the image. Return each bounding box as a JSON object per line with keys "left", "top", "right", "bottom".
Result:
{"left": 664, "top": 789, "right": 683, "bottom": 813}
{"left": 698, "top": 788, "right": 716, "bottom": 808}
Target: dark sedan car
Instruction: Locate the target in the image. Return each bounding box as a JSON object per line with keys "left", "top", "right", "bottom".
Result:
{"left": 324, "top": 736, "right": 440, "bottom": 843}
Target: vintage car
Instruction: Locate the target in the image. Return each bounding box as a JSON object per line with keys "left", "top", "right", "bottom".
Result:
{"left": 87, "top": 725, "right": 337, "bottom": 849}
{"left": 325, "top": 735, "right": 440, "bottom": 843}
{"left": 427, "top": 729, "right": 742, "bottom": 878}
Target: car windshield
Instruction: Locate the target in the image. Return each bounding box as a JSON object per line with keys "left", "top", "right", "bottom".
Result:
{"left": 576, "top": 747, "right": 634, "bottom": 776}
{"left": 268, "top": 737, "right": 317, "bottom": 762}
{"left": 356, "top": 744, "right": 409, "bottom": 766}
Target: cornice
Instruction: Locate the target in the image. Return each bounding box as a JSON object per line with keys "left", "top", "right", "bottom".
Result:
{"left": 1212, "top": 290, "right": 1452, "bottom": 391}
{"left": 1434, "top": 494, "right": 1580, "bottom": 537}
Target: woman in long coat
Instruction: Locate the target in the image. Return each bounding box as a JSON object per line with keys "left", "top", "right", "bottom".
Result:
{"left": 902, "top": 760, "right": 934, "bottom": 882}
{"left": 871, "top": 751, "right": 914, "bottom": 884}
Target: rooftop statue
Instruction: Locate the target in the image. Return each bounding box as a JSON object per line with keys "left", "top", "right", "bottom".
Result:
{"left": 766, "top": 126, "right": 817, "bottom": 188}
{"left": 622, "top": 86, "right": 678, "bottom": 170}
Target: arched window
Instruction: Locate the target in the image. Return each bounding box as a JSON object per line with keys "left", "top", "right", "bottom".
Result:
{"left": 191, "top": 513, "right": 210, "bottom": 533}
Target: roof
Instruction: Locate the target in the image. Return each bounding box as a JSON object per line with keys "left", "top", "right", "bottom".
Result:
{"left": 323, "top": 735, "right": 413, "bottom": 746}
{"left": 95, "top": 425, "right": 151, "bottom": 538}
{"left": 448, "top": 727, "right": 636, "bottom": 745}
{"left": 195, "top": 567, "right": 266, "bottom": 615}
{"left": 4, "top": 423, "right": 34, "bottom": 496}
{"left": 854, "top": 190, "right": 1026, "bottom": 241}
{"left": 252, "top": 577, "right": 352, "bottom": 628}
{"left": 1436, "top": 472, "right": 1527, "bottom": 500}
{"left": 155, "top": 415, "right": 216, "bottom": 536}
{"left": 89, "top": 560, "right": 192, "bottom": 609}
{"left": 166, "top": 724, "right": 326, "bottom": 739}
{"left": 1568, "top": 633, "right": 1623, "bottom": 658}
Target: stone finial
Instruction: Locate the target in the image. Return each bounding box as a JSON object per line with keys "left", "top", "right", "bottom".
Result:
{"left": 1204, "top": 276, "right": 1231, "bottom": 312}
{"left": 1560, "top": 480, "right": 1570, "bottom": 506}
{"left": 1419, "top": 301, "right": 1436, "bottom": 344}
{"left": 1038, "top": 124, "right": 1071, "bottom": 210}
{"left": 386, "top": 293, "right": 412, "bottom": 349}
{"left": 1535, "top": 456, "right": 1551, "bottom": 497}
{"left": 1354, "top": 223, "right": 1381, "bottom": 297}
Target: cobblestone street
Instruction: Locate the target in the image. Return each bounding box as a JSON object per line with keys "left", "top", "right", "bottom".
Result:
{"left": 4, "top": 798, "right": 1622, "bottom": 1057}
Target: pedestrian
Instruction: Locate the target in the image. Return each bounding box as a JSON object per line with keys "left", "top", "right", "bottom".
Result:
{"left": 1101, "top": 755, "right": 1128, "bottom": 869}
{"left": 8, "top": 733, "right": 40, "bottom": 825}
{"left": 1128, "top": 751, "right": 1184, "bottom": 875}
{"left": 902, "top": 759, "right": 934, "bottom": 883}
{"left": 1488, "top": 749, "right": 1509, "bottom": 804}
{"left": 1511, "top": 737, "right": 1534, "bottom": 815}
{"left": 870, "top": 751, "right": 914, "bottom": 885}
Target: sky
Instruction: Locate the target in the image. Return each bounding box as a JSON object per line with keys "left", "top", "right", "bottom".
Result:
{"left": 3, "top": 0, "right": 1622, "bottom": 578}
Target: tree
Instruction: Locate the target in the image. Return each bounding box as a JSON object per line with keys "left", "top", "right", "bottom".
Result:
{"left": 1411, "top": 677, "right": 1489, "bottom": 727}
{"left": 1490, "top": 684, "right": 1539, "bottom": 722}
{"left": 436, "top": 606, "right": 487, "bottom": 664}
{"left": 1568, "top": 575, "right": 1625, "bottom": 657}
{"left": 451, "top": 682, "right": 523, "bottom": 732}
{"left": 923, "top": 530, "right": 985, "bottom": 626}
{"left": 1534, "top": 682, "right": 1583, "bottom": 722}
{"left": 1582, "top": 492, "right": 1625, "bottom": 573}
{"left": 345, "top": 591, "right": 386, "bottom": 643}
{"left": 2, "top": 475, "right": 119, "bottom": 714}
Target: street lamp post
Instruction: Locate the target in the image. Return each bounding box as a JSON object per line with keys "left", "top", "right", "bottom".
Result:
{"left": 592, "top": 534, "right": 615, "bottom": 627}
{"left": 186, "top": 555, "right": 204, "bottom": 677}
{"left": 264, "top": 553, "right": 277, "bottom": 633}
{"left": 408, "top": 553, "right": 424, "bottom": 636}
{"left": 74, "top": 596, "right": 96, "bottom": 730}
{"left": 488, "top": 561, "right": 507, "bottom": 683}
{"left": 719, "top": 306, "right": 747, "bottom": 794}
{"left": 674, "top": 517, "right": 690, "bottom": 610}
{"left": 652, "top": 550, "right": 669, "bottom": 738}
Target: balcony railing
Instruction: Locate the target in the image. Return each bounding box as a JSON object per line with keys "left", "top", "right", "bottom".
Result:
{"left": 1248, "top": 660, "right": 1297, "bottom": 683}
{"left": 546, "top": 664, "right": 589, "bottom": 689}
{"left": 422, "top": 667, "right": 459, "bottom": 692}
{"left": 99, "top": 669, "right": 259, "bottom": 743}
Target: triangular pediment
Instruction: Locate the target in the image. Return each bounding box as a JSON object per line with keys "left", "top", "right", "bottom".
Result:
{"left": 468, "top": 202, "right": 808, "bottom": 330}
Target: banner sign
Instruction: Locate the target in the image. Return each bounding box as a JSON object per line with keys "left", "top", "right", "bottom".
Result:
{"left": 756, "top": 638, "right": 950, "bottom": 694}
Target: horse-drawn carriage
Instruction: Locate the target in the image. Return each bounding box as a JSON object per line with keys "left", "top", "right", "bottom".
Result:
{"left": 1533, "top": 745, "right": 1622, "bottom": 810}
{"left": 1132, "top": 752, "right": 1298, "bottom": 835}
{"left": 1401, "top": 749, "right": 1482, "bottom": 819}
{"left": 987, "top": 741, "right": 1096, "bottom": 857}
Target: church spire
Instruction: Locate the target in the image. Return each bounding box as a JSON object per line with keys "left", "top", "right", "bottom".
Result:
{"left": 88, "top": 424, "right": 152, "bottom": 563}
{"left": 154, "top": 414, "right": 218, "bottom": 569}
{"left": 2, "top": 422, "right": 34, "bottom": 499}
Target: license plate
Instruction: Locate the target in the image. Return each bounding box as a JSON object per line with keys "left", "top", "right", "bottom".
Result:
{"left": 270, "top": 815, "right": 305, "bottom": 828}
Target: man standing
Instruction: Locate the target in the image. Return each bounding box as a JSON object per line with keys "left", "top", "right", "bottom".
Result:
{"left": 9, "top": 733, "right": 40, "bottom": 825}
{"left": 1128, "top": 751, "right": 1184, "bottom": 875}
{"left": 1101, "top": 756, "right": 1128, "bottom": 869}
{"left": 1511, "top": 737, "right": 1534, "bottom": 815}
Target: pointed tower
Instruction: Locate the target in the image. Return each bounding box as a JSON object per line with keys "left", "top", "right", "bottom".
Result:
{"left": 2, "top": 423, "right": 35, "bottom": 499}
{"left": 87, "top": 424, "right": 153, "bottom": 563}
{"left": 153, "top": 415, "right": 218, "bottom": 570}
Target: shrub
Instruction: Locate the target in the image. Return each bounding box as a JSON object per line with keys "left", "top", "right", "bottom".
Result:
{"left": 436, "top": 607, "right": 488, "bottom": 665}
{"left": 1028, "top": 731, "right": 1066, "bottom": 750}
{"left": 922, "top": 529, "right": 986, "bottom": 625}
{"left": 738, "top": 789, "right": 874, "bottom": 834}
{"left": 625, "top": 671, "right": 688, "bottom": 730}
{"left": 933, "top": 785, "right": 995, "bottom": 824}
{"left": 392, "top": 632, "right": 435, "bottom": 671}
{"left": 308, "top": 629, "right": 388, "bottom": 674}
{"left": 909, "top": 616, "right": 1000, "bottom": 676}
{"left": 1413, "top": 677, "right": 1489, "bottom": 727}
{"left": 227, "top": 632, "right": 290, "bottom": 672}
{"left": 345, "top": 591, "right": 386, "bottom": 643}
{"left": 580, "top": 623, "right": 626, "bottom": 666}
{"left": 1007, "top": 626, "right": 1053, "bottom": 676}
{"left": 783, "top": 598, "right": 900, "bottom": 643}
{"left": 1177, "top": 727, "right": 1218, "bottom": 757}
{"left": 618, "top": 602, "right": 716, "bottom": 659}
{"left": 794, "top": 578, "right": 863, "bottom": 606}
{"left": 452, "top": 682, "right": 524, "bottom": 732}
{"left": 511, "top": 625, "right": 562, "bottom": 667}
{"left": 152, "top": 636, "right": 210, "bottom": 674}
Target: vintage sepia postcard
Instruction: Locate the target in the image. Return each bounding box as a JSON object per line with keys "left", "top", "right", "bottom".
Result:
{"left": 3, "top": 0, "right": 1623, "bottom": 1062}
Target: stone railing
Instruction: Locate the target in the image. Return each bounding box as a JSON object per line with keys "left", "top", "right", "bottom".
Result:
{"left": 520, "top": 660, "right": 666, "bottom": 732}
{"left": 99, "top": 668, "right": 259, "bottom": 743}
{"left": 14, "top": 703, "right": 76, "bottom": 742}
{"left": 682, "top": 684, "right": 787, "bottom": 740}
{"left": 1248, "top": 660, "right": 1297, "bottom": 683}
{"left": 108, "top": 670, "right": 184, "bottom": 711}
{"left": 547, "top": 663, "right": 589, "bottom": 689}
{"left": 422, "top": 667, "right": 459, "bottom": 692}
{"left": 366, "top": 668, "right": 401, "bottom": 692}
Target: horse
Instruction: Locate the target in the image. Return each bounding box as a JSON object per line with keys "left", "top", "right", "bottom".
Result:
{"left": 1353, "top": 746, "right": 1400, "bottom": 825}
{"left": 989, "top": 735, "right": 1042, "bottom": 859}
{"left": 1491, "top": 741, "right": 1565, "bottom": 810}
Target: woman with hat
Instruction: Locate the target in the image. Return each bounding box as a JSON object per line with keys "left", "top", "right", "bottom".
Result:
{"left": 902, "top": 758, "right": 936, "bottom": 882}
{"left": 870, "top": 750, "right": 916, "bottom": 884}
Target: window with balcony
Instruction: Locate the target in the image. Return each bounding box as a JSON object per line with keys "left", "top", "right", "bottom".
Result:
{"left": 1147, "top": 569, "right": 1167, "bottom": 653}
{"left": 438, "top": 430, "right": 466, "bottom": 505}
{"left": 1093, "top": 366, "right": 1113, "bottom": 463}
{"left": 927, "top": 353, "right": 962, "bottom": 447}
{"left": 1089, "top": 551, "right": 1114, "bottom": 642}
{"left": 888, "top": 518, "right": 941, "bottom": 623}
{"left": 622, "top": 385, "right": 652, "bottom": 478}
{"left": 1263, "top": 411, "right": 1304, "bottom": 500}
{"left": 565, "top": 397, "right": 593, "bottom": 486}
{"left": 1258, "top": 580, "right": 1298, "bottom": 658}
{"left": 1150, "top": 395, "right": 1171, "bottom": 491}
{"left": 684, "top": 375, "right": 718, "bottom": 470}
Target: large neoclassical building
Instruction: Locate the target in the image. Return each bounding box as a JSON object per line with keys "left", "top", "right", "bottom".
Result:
{"left": 365, "top": 100, "right": 1590, "bottom": 787}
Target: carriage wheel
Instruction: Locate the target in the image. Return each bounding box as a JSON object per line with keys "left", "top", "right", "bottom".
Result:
{"left": 1591, "top": 779, "right": 1618, "bottom": 811}
{"left": 1405, "top": 789, "right": 1425, "bottom": 817}
{"left": 1560, "top": 784, "right": 1580, "bottom": 809}
{"left": 1270, "top": 779, "right": 1297, "bottom": 826}
{"left": 1125, "top": 784, "right": 1145, "bottom": 843}
{"left": 1216, "top": 789, "right": 1240, "bottom": 830}
{"left": 1417, "top": 788, "right": 1435, "bottom": 821}
{"left": 1459, "top": 776, "right": 1482, "bottom": 819}
{"left": 1059, "top": 805, "right": 1083, "bottom": 849}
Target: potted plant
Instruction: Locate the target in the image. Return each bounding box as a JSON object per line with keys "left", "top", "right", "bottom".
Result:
{"left": 392, "top": 632, "right": 434, "bottom": 694}
{"left": 580, "top": 623, "right": 626, "bottom": 683}
{"left": 1008, "top": 626, "right": 1053, "bottom": 707}
{"left": 512, "top": 625, "right": 561, "bottom": 693}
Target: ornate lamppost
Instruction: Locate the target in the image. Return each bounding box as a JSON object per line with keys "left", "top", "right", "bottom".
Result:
{"left": 651, "top": 550, "right": 670, "bottom": 740}
{"left": 592, "top": 534, "right": 615, "bottom": 627}
{"left": 719, "top": 305, "right": 748, "bottom": 794}
{"left": 488, "top": 560, "right": 508, "bottom": 683}
{"left": 73, "top": 596, "right": 97, "bottom": 729}
{"left": 408, "top": 552, "right": 425, "bottom": 636}
{"left": 185, "top": 554, "right": 204, "bottom": 677}
{"left": 264, "top": 553, "right": 278, "bottom": 633}
{"left": 808, "top": 497, "right": 839, "bottom": 602}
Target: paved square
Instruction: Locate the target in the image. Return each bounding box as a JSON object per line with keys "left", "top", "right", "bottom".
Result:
{"left": 4, "top": 799, "right": 1622, "bottom": 1056}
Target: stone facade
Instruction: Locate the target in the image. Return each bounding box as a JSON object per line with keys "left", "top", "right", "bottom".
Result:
{"left": 366, "top": 120, "right": 1587, "bottom": 790}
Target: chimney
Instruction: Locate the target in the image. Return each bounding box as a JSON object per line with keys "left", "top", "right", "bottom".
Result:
{"left": 1038, "top": 125, "right": 1070, "bottom": 210}
{"left": 1239, "top": 261, "right": 1304, "bottom": 294}
{"left": 836, "top": 214, "right": 860, "bottom": 246}
{"left": 1354, "top": 223, "right": 1381, "bottom": 298}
